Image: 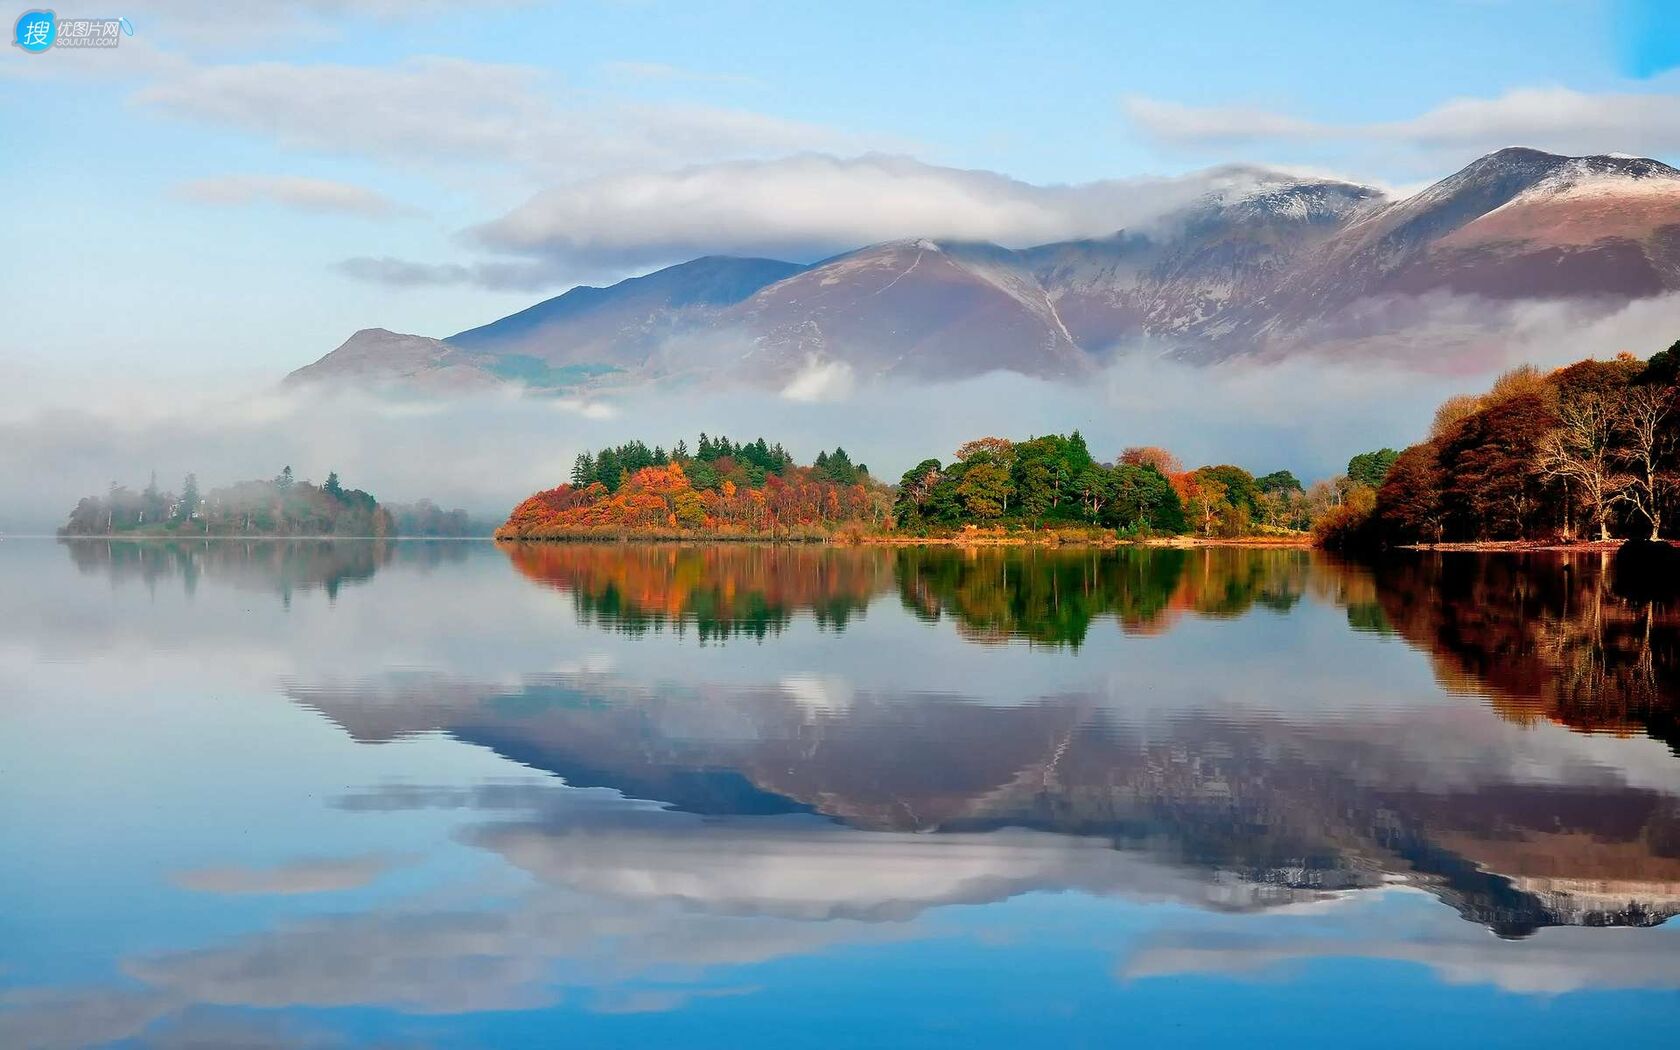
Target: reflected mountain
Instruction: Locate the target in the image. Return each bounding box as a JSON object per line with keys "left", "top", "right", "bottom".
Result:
{"left": 58, "top": 537, "right": 473, "bottom": 602}
{"left": 292, "top": 660, "right": 1680, "bottom": 937}
{"left": 12, "top": 538, "right": 1680, "bottom": 1047}
{"left": 55, "top": 538, "right": 1680, "bottom": 936}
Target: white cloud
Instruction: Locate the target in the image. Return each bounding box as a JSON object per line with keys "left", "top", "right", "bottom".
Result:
{"left": 1123, "top": 85, "right": 1680, "bottom": 160}
{"left": 120, "top": 1, "right": 538, "bottom": 47}
{"left": 170, "top": 854, "right": 408, "bottom": 895}
{"left": 1122, "top": 888, "right": 1680, "bottom": 996}
{"left": 470, "top": 153, "right": 1338, "bottom": 271}
{"left": 779, "top": 358, "right": 856, "bottom": 402}
{"left": 132, "top": 57, "right": 879, "bottom": 180}
{"left": 173, "top": 174, "right": 412, "bottom": 218}
{"left": 333, "top": 255, "right": 560, "bottom": 291}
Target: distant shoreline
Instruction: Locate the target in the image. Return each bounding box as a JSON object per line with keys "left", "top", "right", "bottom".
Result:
{"left": 48, "top": 534, "right": 495, "bottom": 541}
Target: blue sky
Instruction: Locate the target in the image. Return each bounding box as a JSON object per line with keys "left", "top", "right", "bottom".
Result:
{"left": 2, "top": 0, "right": 1678, "bottom": 379}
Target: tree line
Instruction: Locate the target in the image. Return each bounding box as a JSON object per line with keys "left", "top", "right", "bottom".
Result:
{"left": 502, "top": 434, "right": 889, "bottom": 540}
{"left": 569, "top": 434, "right": 867, "bottom": 493}
{"left": 60, "top": 468, "right": 487, "bottom": 537}
{"left": 1319, "top": 343, "right": 1679, "bottom": 548}
{"left": 893, "top": 432, "right": 1379, "bottom": 538}
{"left": 501, "top": 431, "right": 1395, "bottom": 541}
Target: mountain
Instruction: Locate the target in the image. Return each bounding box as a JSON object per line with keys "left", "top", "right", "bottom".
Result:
{"left": 1275, "top": 148, "right": 1680, "bottom": 309}
{"left": 727, "top": 238, "right": 1091, "bottom": 380}
{"left": 1025, "top": 174, "right": 1385, "bottom": 354}
{"left": 448, "top": 255, "right": 805, "bottom": 374}
{"left": 286, "top": 148, "right": 1680, "bottom": 390}
{"left": 283, "top": 328, "right": 502, "bottom": 390}
{"left": 288, "top": 257, "right": 803, "bottom": 389}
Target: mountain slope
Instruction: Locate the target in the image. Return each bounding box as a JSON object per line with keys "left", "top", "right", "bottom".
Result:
{"left": 284, "top": 329, "right": 502, "bottom": 390}
{"left": 448, "top": 255, "right": 805, "bottom": 372}
{"left": 286, "top": 148, "right": 1680, "bottom": 389}
{"left": 1027, "top": 176, "right": 1384, "bottom": 353}
{"left": 724, "top": 239, "right": 1090, "bottom": 380}
{"left": 1279, "top": 148, "right": 1680, "bottom": 306}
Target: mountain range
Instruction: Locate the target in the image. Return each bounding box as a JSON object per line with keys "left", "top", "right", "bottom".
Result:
{"left": 287, "top": 148, "right": 1680, "bottom": 391}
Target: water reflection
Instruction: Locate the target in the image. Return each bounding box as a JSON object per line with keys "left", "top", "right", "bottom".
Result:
{"left": 502, "top": 542, "right": 890, "bottom": 639}
{"left": 500, "top": 543, "right": 1326, "bottom": 649}
{"left": 7, "top": 539, "right": 1680, "bottom": 1046}
{"left": 60, "top": 537, "right": 471, "bottom": 602}
{"left": 292, "top": 666, "right": 1680, "bottom": 939}
{"left": 895, "top": 546, "right": 1314, "bottom": 646}
{"left": 1373, "top": 552, "right": 1680, "bottom": 750}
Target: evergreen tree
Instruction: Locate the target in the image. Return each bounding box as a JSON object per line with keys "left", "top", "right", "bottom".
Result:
{"left": 571, "top": 452, "right": 595, "bottom": 487}
{"left": 179, "top": 473, "right": 200, "bottom": 521}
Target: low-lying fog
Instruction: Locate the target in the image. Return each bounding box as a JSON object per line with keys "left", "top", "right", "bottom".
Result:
{"left": 2, "top": 291, "right": 1674, "bottom": 534}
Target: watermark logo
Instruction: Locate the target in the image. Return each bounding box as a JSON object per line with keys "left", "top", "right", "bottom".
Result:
{"left": 12, "top": 10, "right": 131, "bottom": 52}
{"left": 13, "top": 9, "right": 55, "bottom": 51}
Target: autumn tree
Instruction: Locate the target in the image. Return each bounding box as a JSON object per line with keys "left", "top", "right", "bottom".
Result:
{"left": 1120, "top": 446, "right": 1183, "bottom": 476}
{"left": 1183, "top": 475, "right": 1230, "bottom": 537}
{"left": 1372, "top": 445, "right": 1444, "bottom": 544}
{"left": 1536, "top": 391, "right": 1628, "bottom": 541}
{"left": 1611, "top": 384, "right": 1677, "bottom": 539}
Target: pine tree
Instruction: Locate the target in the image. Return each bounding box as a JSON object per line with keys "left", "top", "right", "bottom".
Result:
{"left": 570, "top": 453, "right": 594, "bottom": 487}
{"left": 179, "top": 473, "right": 199, "bottom": 521}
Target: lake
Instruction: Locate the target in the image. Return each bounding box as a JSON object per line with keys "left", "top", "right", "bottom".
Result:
{"left": 3, "top": 538, "right": 1678, "bottom": 1047}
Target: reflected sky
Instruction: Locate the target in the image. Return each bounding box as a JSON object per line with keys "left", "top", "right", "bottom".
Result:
{"left": 2, "top": 539, "right": 1677, "bottom": 1048}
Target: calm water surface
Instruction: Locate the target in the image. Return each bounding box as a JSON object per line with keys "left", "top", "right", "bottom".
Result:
{"left": 2, "top": 539, "right": 1678, "bottom": 1047}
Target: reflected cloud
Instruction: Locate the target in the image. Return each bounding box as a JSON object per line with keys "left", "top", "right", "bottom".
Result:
{"left": 7, "top": 539, "right": 1680, "bottom": 1047}
{"left": 170, "top": 854, "right": 410, "bottom": 896}
{"left": 1, "top": 882, "right": 900, "bottom": 1048}
{"left": 1123, "top": 889, "right": 1680, "bottom": 995}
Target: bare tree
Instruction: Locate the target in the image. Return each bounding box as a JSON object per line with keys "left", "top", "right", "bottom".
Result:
{"left": 1612, "top": 386, "right": 1677, "bottom": 540}
{"left": 1536, "top": 392, "right": 1631, "bottom": 541}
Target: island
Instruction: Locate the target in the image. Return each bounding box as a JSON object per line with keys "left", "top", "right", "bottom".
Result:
{"left": 59, "top": 467, "right": 491, "bottom": 538}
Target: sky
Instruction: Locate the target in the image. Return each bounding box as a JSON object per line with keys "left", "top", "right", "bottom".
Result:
{"left": 3, "top": 0, "right": 1678, "bottom": 382}
{"left": 2, "top": 1, "right": 1680, "bottom": 528}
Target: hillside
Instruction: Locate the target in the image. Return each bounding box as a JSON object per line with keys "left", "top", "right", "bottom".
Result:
{"left": 286, "top": 148, "right": 1680, "bottom": 390}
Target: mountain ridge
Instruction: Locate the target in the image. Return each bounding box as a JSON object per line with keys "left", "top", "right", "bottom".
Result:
{"left": 286, "top": 147, "right": 1680, "bottom": 389}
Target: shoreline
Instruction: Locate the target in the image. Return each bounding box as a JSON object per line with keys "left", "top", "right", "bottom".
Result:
{"left": 491, "top": 531, "right": 1316, "bottom": 549}
{"left": 1399, "top": 539, "right": 1667, "bottom": 553}
{"left": 46, "top": 534, "right": 495, "bottom": 541}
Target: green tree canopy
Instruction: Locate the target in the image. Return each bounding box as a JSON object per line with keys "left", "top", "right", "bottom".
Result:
{"left": 1346, "top": 449, "right": 1399, "bottom": 488}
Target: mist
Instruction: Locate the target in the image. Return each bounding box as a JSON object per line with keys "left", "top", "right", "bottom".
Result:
{"left": 3, "top": 291, "right": 1675, "bottom": 534}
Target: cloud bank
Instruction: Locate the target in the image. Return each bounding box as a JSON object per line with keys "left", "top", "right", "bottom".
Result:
{"left": 463, "top": 153, "right": 1346, "bottom": 276}
{"left": 172, "top": 174, "right": 411, "bottom": 218}
{"left": 1123, "top": 85, "right": 1680, "bottom": 161}
{"left": 134, "top": 57, "right": 882, "bottom": 180}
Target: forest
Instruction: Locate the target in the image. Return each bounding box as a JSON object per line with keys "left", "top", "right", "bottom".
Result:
{"left": 499, "top": 434, "right": 892, "bottom": 540}
{"left": 1319, "top": 343, "right": 1680, "bottom": 549}
{"left": 496, "top": 430, "right": 1387, "bottom": 542}
{"left": 58, "top": 468, "right": 488, "bottom": 538}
